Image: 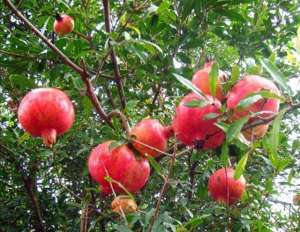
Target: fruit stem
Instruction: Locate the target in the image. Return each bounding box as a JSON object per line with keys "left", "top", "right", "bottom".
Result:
{"left": 41, "top": 128, "right": 57, "bottom": 147}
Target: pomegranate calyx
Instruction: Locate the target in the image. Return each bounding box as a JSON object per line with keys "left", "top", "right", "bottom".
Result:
{"left": 163, "top": 125, "right": 174, "bottom": 139}
{"left": 55, "top": 13, "right": 63, "bottom": 21}
{"left": 42, "top": 128, "right": 57, "bottom": 147}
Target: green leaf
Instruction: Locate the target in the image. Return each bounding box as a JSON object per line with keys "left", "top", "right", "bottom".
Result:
{"left": 267, "top": 108, "right": 288, "bottom": 168}
{"left": 209, "top": 62, "right": 219, "bottom": 97}
{"left": 184, "top": 99, "right": 208, "bottom": 108}
{"left": 148, "top": 156, "right": 163, "bottom": 177}
{"left": 203, "top": 113, "right": 220, "bottom": 120}
{"left": 237, "top": 90, "right": 285, "bottom": 110}
{"left": 237, "top": 95, "right": 262, "bottom": 110}
{"left": 220, "top": 143, "right": 229, "bottom": 166}
{"left": 234, "top": 153, "right": 248, "bottom": 179}
{"left": 259, "top": 58, "right": 292, "bottom": 95}
{"left": 18, "top": 132, "right": 31, "bottom": 144}
{"left": 184, "top": 214, "right": 210, "bottom": 229}
{"left": 108, "top": 141, "right": 123, "bottom": 151}
{"left": 226, "top": 117, "right": 249, "bottom": 143}
{"left": 173, "top": 73, "right": 206, "bottom": 98}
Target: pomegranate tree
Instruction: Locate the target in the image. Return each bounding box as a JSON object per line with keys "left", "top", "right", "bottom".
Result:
{"left": 192, "top": 61, "right": 227, "bottom": 101}
{"left": 227, "top": 75, "right": 281, "bottom": 140}
{"left": 88, "top": 141, "right": 150, "bottom": 194}
{"left": 53, "top": 14, "right": 74, "bottom": 36}
{"left": 208, "top": 167, "right": 246, "bottom": 205}
{"left": 130, "top": 118, "right": 172, "bottom": 157}
{"left": 18, "top": 88, "right": 75, "bottom": 146}
{"left": 172, "top": 93, "right": 225, "bottom": 149}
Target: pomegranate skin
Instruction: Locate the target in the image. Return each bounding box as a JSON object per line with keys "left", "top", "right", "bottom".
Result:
{"left": 53, "top": 14, "right": 74, "bottom": 36}
{"left": 227, "top": 75, "right": 280, "bottom": 119}
{"left": 172, "top": 93, "right": 225, "bottom": 149}
{"left": 88, "top": 141, "right": 150, "bottom": 194}
{"left": 18, "top": 88, "right": 74, "bottom": 146}
{"left": 130, "top": 119, "right": 171, "bottom": 157}
{"left": 208, "top": 168, "right": 246, "bottom": 205}
{"left": 227, "top": 75, "right": 280, "bottom": 140}
{"left": 192, "top": 61, "right": 227, "bottom": 101}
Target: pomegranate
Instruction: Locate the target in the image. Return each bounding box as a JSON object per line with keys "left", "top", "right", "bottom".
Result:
{"left": 208, "top": 167, "right": 246, "bottom": 205}
{"left": 172, "top": 93, "right": 225, "bottom": 149}
{"left": 88, "top": 141, "right": 150, "bottom": 194}
{"left": 227, "top": 75, "right": 281, "bottom": 140}
{"left": 53, "top": 14, "right": 74, "bottom": 36}
{"left": 192, "top": 61, "right": 227, "bottom": 101}
{"left": 18, "top": 88, "right": 74, "bottom": 146}
{"left": 130, "top": 119, "right": 172, "bottom": 157}
{"left": 111, "top": 195, "right": 137, "bottom": 215}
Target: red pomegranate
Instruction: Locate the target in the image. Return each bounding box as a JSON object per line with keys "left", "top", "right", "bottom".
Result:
{"left": 130, "top": 118, "right": 173, "bottom": 157}
{"left": 227, "top": 75, "right": 280, "bottom": 140}
{"left": 172, "top": 93, "right": 225, "bottom": 149}
{"left": 192, "top": 61, "right": 227, "bottom": 101}
{"left": 18, "top": 88, "right": 75, "bottom": 146}
{"left": 53, "top": 14, "right": 74, "bottom": 36}
{"left": 88, "top": 141, "right": 150, "bottom": 195}
{"left": 208, "top": 167, "right": 246, "bottom": 205}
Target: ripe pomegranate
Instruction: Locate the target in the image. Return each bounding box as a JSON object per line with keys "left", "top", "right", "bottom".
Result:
{"left": 130, "top": 119, "right": 172, "bottom": 157}
{"left": 172, "top": 93, "right": 225, "bottom": 149}
{"left": 208, "top": 167, "right": 246, "bottom": 205}
{"left": 88, "top": 141, "right": 150, "bottom": 195}
{"left": 18, "top": 88, "right": 75, "bottom": 146}
{"left": 192, "top": 61, "right": 227, "bottom": 101}
{"left": 53, "top": 14, "right": 74, "bottom": 36}
{"left": 111, "top": 195, "right": 137, "bottom": 215}
{"left": 227, "top": 75, "right": 281, "bottom": 140}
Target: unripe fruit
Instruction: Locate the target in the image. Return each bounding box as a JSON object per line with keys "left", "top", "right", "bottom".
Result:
{"left": 208, "top": 168, "right": 246, "bottom": 205}
{"left": 53, "top": 14, "right": 74, "bottom": 36}
{"left": 192, "top": 61, "right": 227, "bottom": 101}
{"left": 111, "top": 195, "right": 137, "bottom": 215}
{"left": 18, "top": 88, "right": 75, "bottom": 146}
{"left": 130, "top": 119, "right": 172, "bottom": 157}
{"left": 172, "top": 93, "right": 225, "bottom": 149}
{"left": 88, "top": 141, "right": 150, "bottom": 195}
{"left": 227, "top": 75, "right": 280, "bottom": 140}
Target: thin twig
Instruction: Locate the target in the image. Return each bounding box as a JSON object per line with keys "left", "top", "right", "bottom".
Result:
{"left": 243, "top": 102, "right": 300, "bottom": 131}
{"left": 107, "top": 110, "right": 130, "bottom": 136}
{"left": 102, "top": 0, "right": 126, "bottom": 110}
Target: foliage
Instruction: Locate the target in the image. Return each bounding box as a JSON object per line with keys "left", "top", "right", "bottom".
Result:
{"left": 1, "top": 0, "right": 300, "bottom": 231}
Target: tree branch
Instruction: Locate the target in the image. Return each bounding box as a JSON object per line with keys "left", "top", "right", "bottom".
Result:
{"left": 102, "top": 0, "right": 126, "bottom": 110}
{"left": 243, "top": 102, "right": 300, "bottom": 131}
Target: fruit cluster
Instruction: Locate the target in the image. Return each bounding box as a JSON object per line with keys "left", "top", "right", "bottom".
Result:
{"left": 17, "top": 60, "right": 281, "bottom": 209}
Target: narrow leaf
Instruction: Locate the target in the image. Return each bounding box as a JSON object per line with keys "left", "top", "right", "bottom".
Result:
{"left": 173, "top": 73, "right": 206, "bottom": 98}
{"left": 268, "top": 108, "right": 288, "bottom": 161}
{"left": 184, "top": 99, "right": 208, "bottom": 108}
{"left": 234, "top": 153, "right": 249, "bottom": 179}
{"left": 237, "top": 95, "right": 262, "bottom": 110}
{"left": 209, "top": 62, "right": 219, "bottom": 97}
{"left": 203, "top": 113, "right": 220, "bottom": 120}
{"left": 259, "top": 58, "right": 292, "bottom": 95}
{"left": 226, "top": 117, "right": 249, "bottom": 143}
{"left": 220, "top": 143, "right": 229, "bottom": 166}
{"left": 148, "top": 156, "right": 163, "bottom": 176}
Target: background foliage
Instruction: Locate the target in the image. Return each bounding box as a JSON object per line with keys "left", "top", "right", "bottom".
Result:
{"left": 1, "top": 0, "right": 300, "bottom": 231}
